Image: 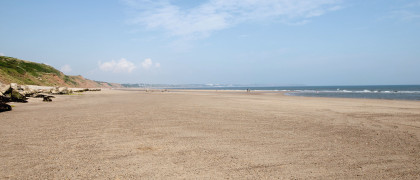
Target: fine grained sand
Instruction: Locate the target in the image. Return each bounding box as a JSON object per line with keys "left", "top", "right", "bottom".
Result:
{"left": 0, "top": 90, "right": 419, "bottom": 179}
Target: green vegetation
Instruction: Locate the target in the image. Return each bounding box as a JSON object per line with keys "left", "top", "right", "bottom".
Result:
{"left": 0, "top": 56, "right": 60, "bottom": 77}
{"left": 0, "top": 56, "right": 120, "bottom": 88}
{"left": 0, "top": 56, "right": 68, "bottom": 86}
{"left": 63, "top": 75, "right": 77, "bottom": 85}
{"left": 0, "top": 56, "right": 64, "bottom": 85}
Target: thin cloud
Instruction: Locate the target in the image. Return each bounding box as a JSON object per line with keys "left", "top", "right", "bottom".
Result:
{"left": 60, "top": 64, "right": 72, "bottom": 74}
{"left": 99, "top": 58, "right": 136, "bottom": 73}
{"left": 391, "top": 10, "right": 420, "bottom": 21}
{"left": 0, "top": 52, "right": 4, "bottom": 56}
{"left": 124, "top": 0, "right": 343, "bottom": 38}
{"left": 388, "top": 1, "right": 420, "bottom": 22}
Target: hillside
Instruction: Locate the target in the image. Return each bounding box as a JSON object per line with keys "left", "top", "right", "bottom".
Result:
{"left": 0, "top": 56, "right": 121, "bottom": 88}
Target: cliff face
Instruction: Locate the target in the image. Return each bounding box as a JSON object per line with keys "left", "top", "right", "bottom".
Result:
{"left": 0, "top": 56, "right": 121, "bottom": 88}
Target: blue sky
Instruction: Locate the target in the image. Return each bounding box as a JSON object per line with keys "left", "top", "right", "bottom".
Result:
{"left": 1, "top": 0, "right": 419, "bottom": 85}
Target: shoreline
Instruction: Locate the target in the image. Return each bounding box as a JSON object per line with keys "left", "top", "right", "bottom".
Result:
{"left": 120, "top": 84, "right": 420, "bottom": 101}
{"left": 115, "top": 87, "right": 420, "bottom": 102}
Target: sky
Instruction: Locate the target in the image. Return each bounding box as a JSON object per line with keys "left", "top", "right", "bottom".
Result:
{"left": 0, "top": 0, "right": 419, "bottom": 85}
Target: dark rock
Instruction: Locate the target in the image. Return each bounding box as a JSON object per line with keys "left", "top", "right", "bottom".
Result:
{"left": 33, "top": 93, "right": 47, "bottom": 98}
{"left": 43, "top": 96, "right": 53, "bottom": 102}
{"left": 36, "top": 93, "right": 54, "bottom": 102}
{"left": 3, "top": 89, "right": 27, "bottom": 103}
{"left": 0, "top": 95, "right": 5, "bottom": 103}
{"left": 0, "top": 95, "right": 11, "bottom": 103}
{"left": 0, "top": 103, "right": 12, "bottom": 112}
{"left": 11, "top": 89, "right": 28, "bottom": 102}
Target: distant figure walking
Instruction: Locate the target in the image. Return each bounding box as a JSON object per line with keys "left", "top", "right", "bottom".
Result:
{"left": 247, "top": 88, "right": 250, "bottom": 93}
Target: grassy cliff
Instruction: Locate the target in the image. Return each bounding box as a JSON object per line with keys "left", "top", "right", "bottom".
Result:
{"left": 0, "top": 56, "right": 121, "bottom": 88}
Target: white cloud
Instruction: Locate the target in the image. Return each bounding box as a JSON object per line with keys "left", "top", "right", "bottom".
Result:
{"left": 141, "top": 58, "right": 153, "bottom": 69}
{"left": 0, "top": 52, "right": 4, "bottom": 56}
{"left": 60, "top": 64, "right": 72, "bottom": 74}
{"left": 141, "top": 58, "right": 160, "bottom": 69}
{"left": 124, "top": 0, "right": 342, "bottom": 38}
{"left": 99, "top": 58, "right": 136, "bottom": 73}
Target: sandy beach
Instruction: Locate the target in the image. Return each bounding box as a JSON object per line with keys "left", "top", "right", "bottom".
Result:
{"left": 0, "top": 89, "right": 419, "bottom": 179}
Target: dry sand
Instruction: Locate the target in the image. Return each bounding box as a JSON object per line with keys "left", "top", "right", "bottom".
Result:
{"left": 0, "top": 90, "right": 419, "bottom": 179}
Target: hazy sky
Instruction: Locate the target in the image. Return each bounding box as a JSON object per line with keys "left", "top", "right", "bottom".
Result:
{"left": 1, "top": 0, "right": 419, "bottom": 85}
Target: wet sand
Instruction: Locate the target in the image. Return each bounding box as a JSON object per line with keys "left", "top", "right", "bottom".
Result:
{"left": 1, "top": 90, "right": 419, "bottom": 179}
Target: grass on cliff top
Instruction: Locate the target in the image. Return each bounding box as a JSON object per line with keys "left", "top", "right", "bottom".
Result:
{"left": 0, "top": 56, "right": 79, "bottom": 86}
{"left": 0, "top": 56, "right": 116, "bottom": 87}
{"left": 0, "top": 56, "right": 61, "bottom": 77}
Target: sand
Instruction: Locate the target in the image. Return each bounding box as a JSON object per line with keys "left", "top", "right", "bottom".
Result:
{"left": 0, "top": 89, "right": 419, "bottom": 179}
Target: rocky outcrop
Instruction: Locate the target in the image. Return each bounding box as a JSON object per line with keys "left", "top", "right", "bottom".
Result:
{"left": 0, "top": 83, "right": 11, "bottom": 95}
{"left": 71, "top": 88, "right": 101, "bottom": 92}
{"left": 0, "top": 82, "right": 102, "bottom": 113}
{"left": 51, "top": 86, "right": 72, "bottom": 95}
{"left": 0, "top": 85, "right": 12, "bottom": 112}
{"left": 0, "top": 84, "right": 27, "bottom": 103}
{"left": 10, "top": 89, "right": 28, "bottom": 102}
{"left": 20, "top": 85, "right": 38, "bottom": 97}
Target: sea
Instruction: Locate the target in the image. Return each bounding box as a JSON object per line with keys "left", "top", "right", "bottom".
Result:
{"left": 177, "top": 85, "right": 420, "bottom": 101}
